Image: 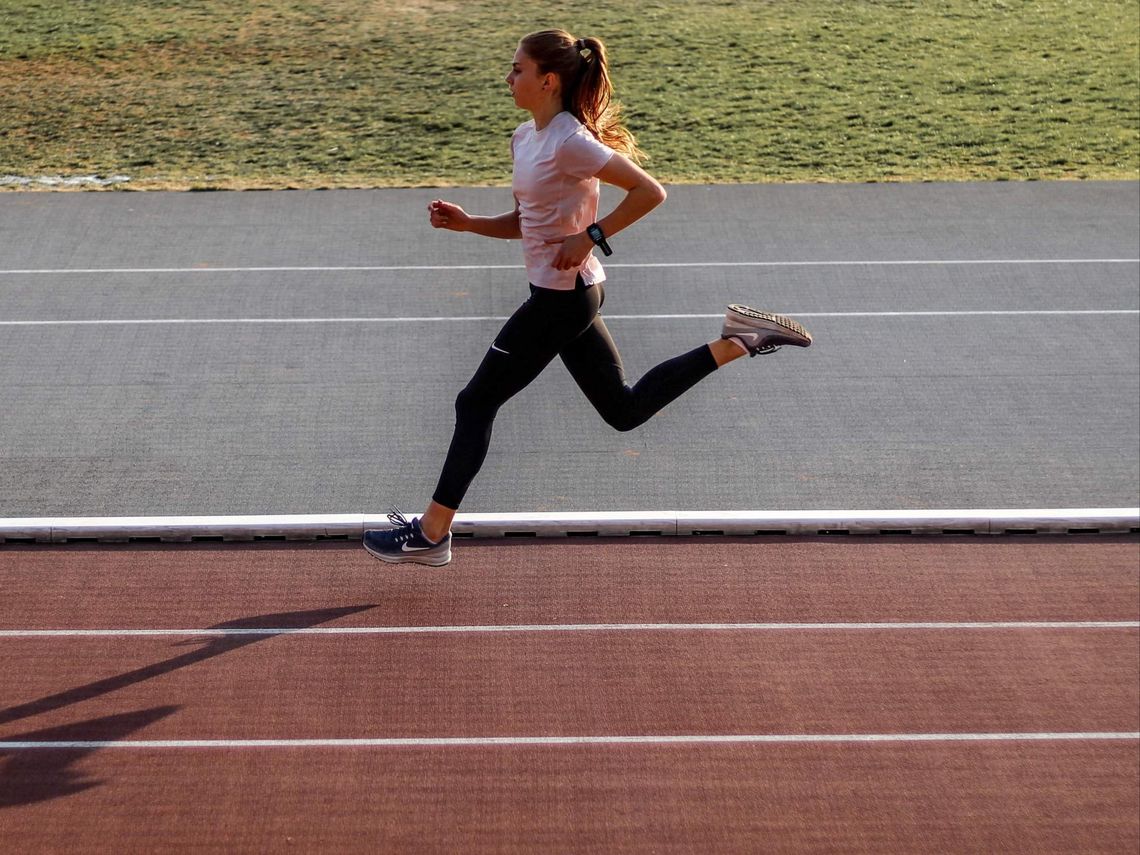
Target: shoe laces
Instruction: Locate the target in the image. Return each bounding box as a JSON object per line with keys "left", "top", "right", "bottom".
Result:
{"left": 379, "top": 506, "right": 419, "bottom": 545}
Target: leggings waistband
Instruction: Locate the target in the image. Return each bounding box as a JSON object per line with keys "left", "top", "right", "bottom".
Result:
{"left": 529, "top": 273, "right": 596, "bottom": 294}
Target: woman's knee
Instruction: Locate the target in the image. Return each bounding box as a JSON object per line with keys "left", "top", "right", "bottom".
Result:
{"left": 609, "top": 416, "right": 640, "bottom": 432}
{"left": 598, "top": 404, "right": 644, "bottom": 433}
{"left": 454, "top": 384, "right": 489, "bottom": 421}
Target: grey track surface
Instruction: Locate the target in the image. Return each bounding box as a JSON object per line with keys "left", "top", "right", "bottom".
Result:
{"left": 1, "top": 181, "right": 1137, "bottom": 516}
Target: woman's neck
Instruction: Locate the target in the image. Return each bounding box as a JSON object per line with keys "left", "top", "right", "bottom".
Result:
{"left": 531, "top": 101, "right": 563, "bottom": 132}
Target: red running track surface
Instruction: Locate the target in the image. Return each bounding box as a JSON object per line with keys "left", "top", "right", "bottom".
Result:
{"left": 1, "top": 537, "right": 1137, "bottom": 853}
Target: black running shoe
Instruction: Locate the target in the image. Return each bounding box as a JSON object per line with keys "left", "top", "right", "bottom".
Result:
{"left": 363, "top": 508, "right": 452, "bottom": 566}
{"left": 721, "top": 304, "right": 813, "bottom": 356}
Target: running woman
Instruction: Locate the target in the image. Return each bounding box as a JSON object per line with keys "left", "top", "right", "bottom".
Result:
{"left": 364, "top": 29, "right": 811, "bottom": 566}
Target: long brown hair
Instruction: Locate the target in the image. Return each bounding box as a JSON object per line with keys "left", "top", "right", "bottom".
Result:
{"left": 519, "top": 29, "right": 646, "bottom": 163}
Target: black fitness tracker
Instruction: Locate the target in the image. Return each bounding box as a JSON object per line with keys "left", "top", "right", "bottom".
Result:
{"left": 586, "top": 222, "right": 613, "bottom": 256}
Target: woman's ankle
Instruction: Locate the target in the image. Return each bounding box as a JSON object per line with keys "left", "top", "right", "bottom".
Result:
{"left": 708, "top": 337, "right": 747, "bottom": 367}
{"left": 421, "top": 502, "right": 457, "bottom": 543}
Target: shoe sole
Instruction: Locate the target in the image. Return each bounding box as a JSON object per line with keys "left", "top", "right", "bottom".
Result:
{"left": 726, "top": 304, "right": 813, "bottom": 347}
{"left": 363, "top": 539, "right": 452, "bottom": 567}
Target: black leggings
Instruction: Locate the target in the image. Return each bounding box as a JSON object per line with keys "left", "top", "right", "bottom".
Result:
{"left": 432, "top": 279, "right": 718, "bottom": 510}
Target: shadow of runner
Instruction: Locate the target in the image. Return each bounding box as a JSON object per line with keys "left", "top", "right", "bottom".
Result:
{"left": 0, "top": 605, "right": 377, "bottom": 726}
{"left": 0, "top": 706, "right": 179, "bottom": 807}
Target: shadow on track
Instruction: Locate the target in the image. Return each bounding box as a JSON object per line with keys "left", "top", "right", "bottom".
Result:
{"left": 0, "top": 705, "right": 179, "bottom": 807}
{"left": 0, "top": 605, "right": 377, "bottom": 726}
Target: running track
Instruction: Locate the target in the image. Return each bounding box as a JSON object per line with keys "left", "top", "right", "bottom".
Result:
{"left": 1, "top": 538, "right": 1137, "bottom": 852}
{"left": 2, "top": 181, "right": 1137, "bottom": 513}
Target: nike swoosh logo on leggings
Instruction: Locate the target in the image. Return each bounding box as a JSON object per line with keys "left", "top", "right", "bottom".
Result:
{"left": 490, "top": 343, "right": 510, "bottom": 355}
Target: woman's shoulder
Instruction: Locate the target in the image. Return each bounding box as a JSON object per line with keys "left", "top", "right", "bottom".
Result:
{"left": 553, "top": 113, "right": 611, "bottom": 152}
{"left": 550, "top": 111, "right": 586, "bottom": 138}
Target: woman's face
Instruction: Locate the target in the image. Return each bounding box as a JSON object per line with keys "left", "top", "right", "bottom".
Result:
{"left": 506, "top": 46, "right": 551, "bottom": 111}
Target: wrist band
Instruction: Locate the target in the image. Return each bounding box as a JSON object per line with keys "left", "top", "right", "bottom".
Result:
{"left": 586, "top": 223, "right": 613, "bottom": 256}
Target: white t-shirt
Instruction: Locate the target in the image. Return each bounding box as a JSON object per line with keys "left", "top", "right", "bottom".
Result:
{"left": 511, "top": 111, "right": 616, "bottom": 290}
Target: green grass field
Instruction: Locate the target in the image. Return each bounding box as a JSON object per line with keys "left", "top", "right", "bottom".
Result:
{"left": 2, "top": 0, "right": 1137, "bottom": 189}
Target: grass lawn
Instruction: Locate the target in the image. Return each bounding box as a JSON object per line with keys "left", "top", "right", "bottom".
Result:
{"left": 2, "top": 0, "right": 1137, "bottom": 189}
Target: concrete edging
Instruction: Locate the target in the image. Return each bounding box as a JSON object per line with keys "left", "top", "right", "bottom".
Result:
{"left": 0, "top": 509, "right": 1136, "bottom": 543}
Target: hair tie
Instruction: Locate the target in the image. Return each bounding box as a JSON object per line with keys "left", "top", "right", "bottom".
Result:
{"left": 576, "top": 38, "right": 593, "bottom": 61}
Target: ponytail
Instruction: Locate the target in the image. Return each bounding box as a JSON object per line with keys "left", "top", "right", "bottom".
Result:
{"left": 519, "top": 29, "right": 646, "bottom": 163}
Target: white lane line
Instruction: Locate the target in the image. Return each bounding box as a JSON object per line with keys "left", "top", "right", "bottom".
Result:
{"left": 2, "top": 310, "right": 1137, "bottom": 327}
{"left": 2, "top": 732, "right": 1137, "bottom": 749}
{"left": 1, "top": 259, "right": 1137, "bottom": 274}
{"left": 2, "top": 621, "right": 1136, "bottom": 637}
{"left": 611, "top": 310, "right": 1140, "bottom": 318}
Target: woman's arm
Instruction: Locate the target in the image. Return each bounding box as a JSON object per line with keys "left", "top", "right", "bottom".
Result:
{"left": 429, "top": 198, "right": 522, "bottom": 239}
{"left": 547, "top": 154, "right": 666, "bottom": 270}
{"left": 593, "top": 153, "right": 668, "bottom": 239}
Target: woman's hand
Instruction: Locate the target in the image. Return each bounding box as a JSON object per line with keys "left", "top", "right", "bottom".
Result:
{"left": 428, "top": 199, "right": 471, "bottom": 232}
{"left": 545, "top": 231, "right": 595, "bottom": 270}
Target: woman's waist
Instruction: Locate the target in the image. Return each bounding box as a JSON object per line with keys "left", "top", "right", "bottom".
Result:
{"left": 519, "top": 222, "right": 590, "bottom": 245}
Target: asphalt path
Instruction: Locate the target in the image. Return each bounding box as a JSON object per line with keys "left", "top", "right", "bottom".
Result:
{"left": 1, "top": 181, "right": 1137, "bottom": 516}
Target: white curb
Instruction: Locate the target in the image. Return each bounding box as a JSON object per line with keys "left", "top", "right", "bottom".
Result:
{"left": 0, "top": 509, "right": 1136, "bottom": 543}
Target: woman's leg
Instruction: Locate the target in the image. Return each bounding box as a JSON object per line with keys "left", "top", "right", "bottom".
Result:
{"left": 424, "top": 284, "right": 602, "bottom": 537}
{"left": 427, "top": 344, "right": 550, "bottom": 513}
{"left": 559, "top": 311, "right": 721, "bottom": 432}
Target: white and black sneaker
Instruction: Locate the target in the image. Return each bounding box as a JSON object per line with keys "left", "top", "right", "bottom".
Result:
{"left": 721, "top": 304, "right": 813, "bottom": 356}
{"left": 363, "top": 508, "right": 452, "bottom": 566}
